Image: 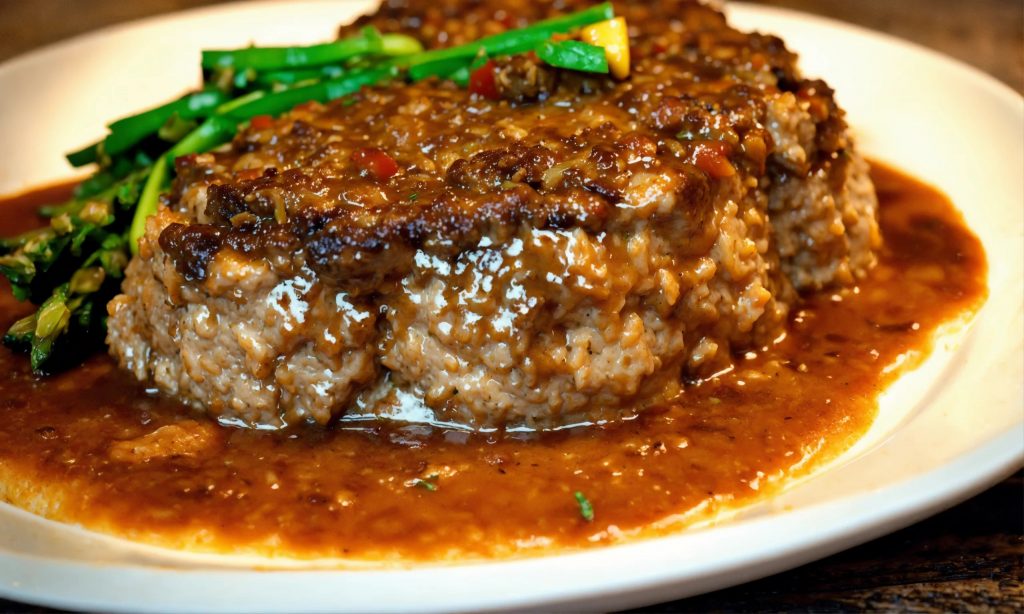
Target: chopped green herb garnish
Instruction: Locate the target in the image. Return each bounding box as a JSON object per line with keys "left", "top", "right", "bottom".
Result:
{"left": 413, "top": 474, "right": 439, "bottom": 491}
{"left": 574, "top": 491, "right": 594, "bottom": 522}
{"left": 408, "top": 192, "right": 419, "bottom": 201}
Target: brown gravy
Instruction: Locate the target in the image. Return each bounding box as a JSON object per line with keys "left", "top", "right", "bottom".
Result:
{"left": 0, "top": 163, "right": 987, "bottom": 561}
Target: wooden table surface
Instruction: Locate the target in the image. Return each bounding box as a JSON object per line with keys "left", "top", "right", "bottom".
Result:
{"left": 0, "top": 1, "right": 1021, "bottom": 612}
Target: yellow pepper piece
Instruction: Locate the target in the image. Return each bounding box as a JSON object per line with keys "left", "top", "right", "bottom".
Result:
{"left": 581, "top": 17, "right": 630, "bottom": 79}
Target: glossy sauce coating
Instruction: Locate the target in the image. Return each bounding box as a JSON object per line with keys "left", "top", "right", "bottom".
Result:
{"left": 0, "top": 163, "right": 986, "bottom": 561}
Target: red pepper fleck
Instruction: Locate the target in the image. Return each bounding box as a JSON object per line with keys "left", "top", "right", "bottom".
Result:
{"left": 351, "top": 147, "right": 399, "bottom": 181}
{"left": 692, "top": 141, "right": 736, "bottom": 178}
{"left": 469, "top": 60, "right": 500, "bottom": 100}
{"left": 249, "top": 115, "right": 273, "bottom": 131}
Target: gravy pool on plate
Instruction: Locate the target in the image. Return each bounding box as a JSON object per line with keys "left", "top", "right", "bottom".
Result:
{"left": 0, "top": 163, "right": 985, "bottom": 560}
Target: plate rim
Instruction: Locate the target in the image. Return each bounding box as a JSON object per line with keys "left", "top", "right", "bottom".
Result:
{"left": 0, "top": 1, "right": 1021, "bottom": 612}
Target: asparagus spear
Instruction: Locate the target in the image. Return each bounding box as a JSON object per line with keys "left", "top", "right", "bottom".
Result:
{"left": 202, "top": 27, "right": 422, "bottom": 71}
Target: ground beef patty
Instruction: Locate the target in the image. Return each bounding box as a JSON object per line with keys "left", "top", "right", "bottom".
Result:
{"left": 106, "top": 0, "right": 880, "bottom": 429}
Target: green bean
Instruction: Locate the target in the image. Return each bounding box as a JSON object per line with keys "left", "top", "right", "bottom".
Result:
{"left": 202, "top": 28, "right": 422, "bottom": 72}
{"left": 103, "top": 89, "right": 228, "bottom": 157}
{"left": 409, "top": 55, "right": 479, "bottom": 82}
{"left": 255, "top": 65, "right": 346, "bottom": 87}
{"left": 536, "top": 40, "right": 608, "bottom": 73}
{"left": 406, "top": 2, "right": 613, "bottom": 79}
{"left": 157, "top": 114, "right": 198, "bottom": 141}
{"left": 214, "top": 89, "right": 266, "bottom": 115}
{"left": 223, "top": 65, "right": 397, "bottom": 120}
{"left": 203, "top": 36, "right": 372, "bottom": 71}
{"left": 66, "top": 142, "right": 99, "bottom": 168}
{"left": 447, "top": 64, "right": 472, "bottom": 88}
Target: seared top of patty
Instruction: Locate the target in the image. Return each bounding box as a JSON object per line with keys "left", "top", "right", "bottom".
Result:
{"left": 159, "top": 0, "right": 848, "bottom": 288}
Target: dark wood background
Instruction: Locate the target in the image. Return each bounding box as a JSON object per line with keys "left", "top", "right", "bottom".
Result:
{"left": 0, "top": 1, "right": 1020, "bottom": 612}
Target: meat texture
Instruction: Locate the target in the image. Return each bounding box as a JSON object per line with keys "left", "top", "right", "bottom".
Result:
{"left": 106, "top": 0, "right": 880, "bottom": 430}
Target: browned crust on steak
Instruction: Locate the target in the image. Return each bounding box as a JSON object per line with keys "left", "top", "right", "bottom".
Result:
{"left": 157, "top": 0, "right": 851, "bottom": 287}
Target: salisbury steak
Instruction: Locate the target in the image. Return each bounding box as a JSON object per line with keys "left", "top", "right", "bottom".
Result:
{"left": 106, "top": 0, "right": 879, "bottom": 429}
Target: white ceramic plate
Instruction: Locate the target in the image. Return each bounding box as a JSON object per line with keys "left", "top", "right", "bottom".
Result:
{"left": 0, "top": 1, "right": 1021, "bottom": 611}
